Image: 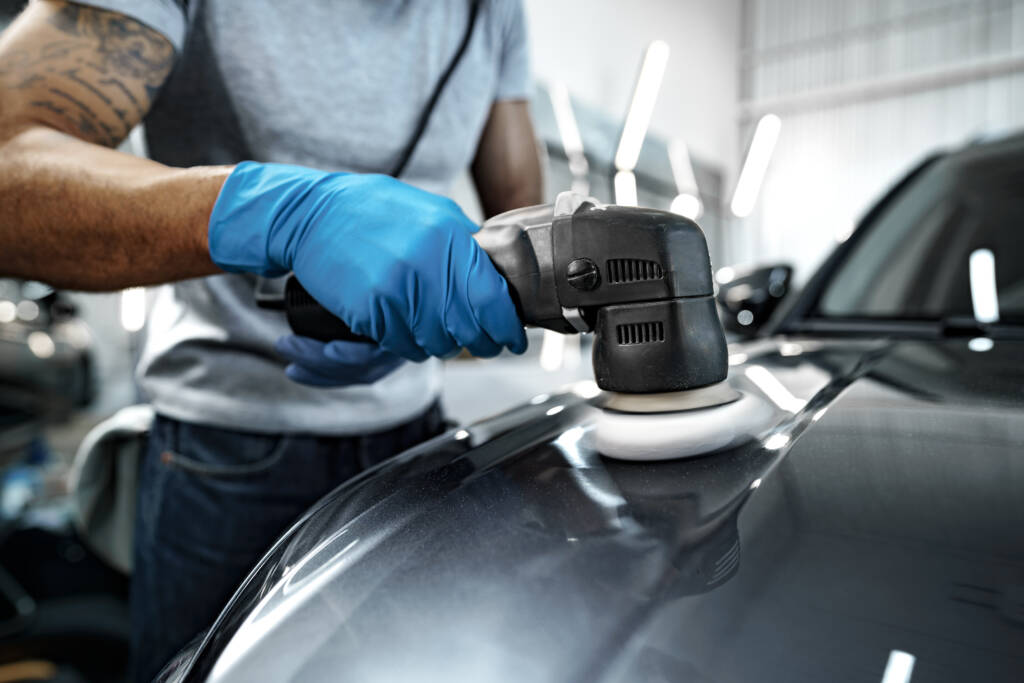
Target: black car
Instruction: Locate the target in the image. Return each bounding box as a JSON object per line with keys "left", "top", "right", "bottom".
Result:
{"left": 159, "top": 132, "right": 1024, "bottom": 682}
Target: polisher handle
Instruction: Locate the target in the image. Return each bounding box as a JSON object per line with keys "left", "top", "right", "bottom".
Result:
{"left": 283, "top": 277, "right": 374, "bottom": 343}
{"left": 280, "top": 201, "right": 550, "bottom": 343}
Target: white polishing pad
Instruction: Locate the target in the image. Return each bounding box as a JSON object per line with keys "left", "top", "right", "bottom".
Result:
{"left": 589, "top": 390, "right": 777, "bottom": 461}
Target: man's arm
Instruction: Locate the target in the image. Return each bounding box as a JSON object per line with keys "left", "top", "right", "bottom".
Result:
{"left": 0, "top": 0, "right": 228, "bottom": 290}
{"left": 471, "top": 100, "right": 543, "bottom": 218}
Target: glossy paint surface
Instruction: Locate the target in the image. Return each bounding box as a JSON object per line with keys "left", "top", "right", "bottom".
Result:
{"left": 165, "top": 336, "right": 1024, "bottom": 683}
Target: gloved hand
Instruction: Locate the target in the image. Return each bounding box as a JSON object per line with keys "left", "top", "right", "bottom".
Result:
{"left": 274, "top": 335, "right": 404, "bottom": 387}
{"left": 208, "top": 162, "right": 528, "bottom": 362}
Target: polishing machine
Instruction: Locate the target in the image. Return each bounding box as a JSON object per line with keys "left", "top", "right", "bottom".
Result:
{"left": 276, "top": 192, "right": 775, "bottom": 460}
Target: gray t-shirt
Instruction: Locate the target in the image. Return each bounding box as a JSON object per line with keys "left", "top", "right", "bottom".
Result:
{"left": 77, "top": 0, "right": 531, "bottom": 435}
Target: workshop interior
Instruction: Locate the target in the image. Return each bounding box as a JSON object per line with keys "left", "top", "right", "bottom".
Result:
{"left": 1, "top": 0, "right": 1023, "bottom": 682}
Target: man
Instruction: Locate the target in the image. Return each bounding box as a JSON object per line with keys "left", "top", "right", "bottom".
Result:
{"left": 0, "top": 0, "right": 542, "bottom": 679}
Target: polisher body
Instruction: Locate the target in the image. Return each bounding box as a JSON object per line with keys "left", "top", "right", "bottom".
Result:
{"left": 282, "top": 191, "right": 730, "bottom": 397}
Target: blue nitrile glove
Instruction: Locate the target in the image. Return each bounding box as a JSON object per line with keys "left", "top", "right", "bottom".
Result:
{"left": 208, "top": 162, "right": 528, "bottom": 362}
{"left": 274, "top": 335, "right": 404, "bottom": 387}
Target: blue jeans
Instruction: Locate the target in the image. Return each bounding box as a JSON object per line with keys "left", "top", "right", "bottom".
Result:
{"left": 131, "top": 406, "right": 444, "bottom": 682}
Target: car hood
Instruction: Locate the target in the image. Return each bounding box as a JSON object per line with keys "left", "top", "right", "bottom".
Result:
{"left": 176, "top": 337, "right": 1024, "bottom": 683}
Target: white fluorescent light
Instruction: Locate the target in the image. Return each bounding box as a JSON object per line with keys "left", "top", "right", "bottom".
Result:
{"left": 121, "top": 287, "right": 148, "bottom": 333}
{"left": 538, "top": 330, "right": 565, "bottom": 372}
{"left": 668, "top": 139, "right": 699, "bottom": 194}
{"left": 549, "top": 82, "right": 591, "bottom": 194}
{"left": 881, "top": 650, "right": 916, "bottom": 683}
{"left": 969, "top": 248, "right": 999, "bottom": 323}
{"left": 614, "top": 40, "right": 670, "bottom": 172}
{"left": 670, "top": 193, "right": 703, "bottom": 219}
{"left": 614, "top": 170, "right": 638, "bottom": 206}
{"left": 731, "top": 113, "right": 782, "bottom": 218}
{"left": 549, "top": 82, "right": 585, "bottom": 160}
{"left": 668, "top": 140, "right": 702, "bottom": 219}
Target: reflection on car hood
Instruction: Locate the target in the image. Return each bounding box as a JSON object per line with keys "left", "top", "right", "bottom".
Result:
{"left": 177, "top": 337, "right": 1024, "bottom": 683}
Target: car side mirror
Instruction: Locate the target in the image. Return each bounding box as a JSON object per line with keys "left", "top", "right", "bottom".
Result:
{"left": 715, "top": 264, "right": 793, "bottom": 336}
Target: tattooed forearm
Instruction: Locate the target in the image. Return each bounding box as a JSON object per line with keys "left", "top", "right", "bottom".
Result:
{"left": 0, "top": 1, "right": 227, "bottom": 291}
{"left": 0, "top": 2, "right": 174, "bottom": 147}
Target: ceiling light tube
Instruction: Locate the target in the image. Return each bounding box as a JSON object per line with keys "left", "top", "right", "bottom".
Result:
{"left": 614, "top": 170, "right": 638, "bottom": 206}
{"left": 668, "top": 139, "right": 702, "bottom": 219}
{"left": 539, "top": 330, "right": 565, "bottom": 372}
{"left": 730, "top": 113, "right": 781, "bottom": 218}
{"left": 614, "top": 40, "right": 670, "bottom": 172}
{"left": 550, "top": 82, "right": 585, "bottom": 161}
{"left": 670, "top": 193, "right": 703, "bottom": 219}
{"left": 668, "top": 139, "right": 699, "bottom": 194}
{"left": 549, "top": 82, "right": 590, "bottom": 194}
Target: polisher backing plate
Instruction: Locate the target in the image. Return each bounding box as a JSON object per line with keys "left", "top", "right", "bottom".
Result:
{"left": 589, "top": 386, "right": 777, "bottom": 462}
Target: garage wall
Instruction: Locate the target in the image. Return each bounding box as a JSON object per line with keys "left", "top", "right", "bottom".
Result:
{"left": 733, "top": 0, "right": 1024, "bottom": 280}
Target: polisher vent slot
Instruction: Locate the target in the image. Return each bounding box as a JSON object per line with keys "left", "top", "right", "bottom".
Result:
{"left": 607, "top": 259, "right": 664, "bottom": 284}
{"left": 616, "top": 321, "right": 665, "bottom": 345}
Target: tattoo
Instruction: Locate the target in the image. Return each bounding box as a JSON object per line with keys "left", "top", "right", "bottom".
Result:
{"left": 99, "top": 77, "right": 143, "bottom": 117}
{"left": 46, "top": 87, "right": 119, "bottom": 145}
{"left": 15, "top": 74, "right": 44, "bottom": 90}
{"left": 47, "top": 5, "right": 174, "bottom": 101}
{"left": 28, "top": 99, "right": 68, "bottom": 118}
{"left": 30, "top": 98, "right": 114, "bottom": 146}
{"left": 63, "top": 67, "right": 132, "bottom": 129}
{"left": 0, "top": 4, "right": 174, "bottom": 147}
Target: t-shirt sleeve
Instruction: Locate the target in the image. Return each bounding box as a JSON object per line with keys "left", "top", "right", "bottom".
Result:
{"left": 67, "top": 0, "right": 188, "bottom": 53}
{"left": 494, "top": 0, "right": 531, "bottom": 101}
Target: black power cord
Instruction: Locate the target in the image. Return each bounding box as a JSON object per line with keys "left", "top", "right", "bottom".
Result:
{"left": 390, "top": 0, "right": 481, "bottom": 178}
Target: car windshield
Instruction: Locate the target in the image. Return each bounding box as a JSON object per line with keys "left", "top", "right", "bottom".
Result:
{"left": 816, "top": 136, "right": 1024, "bottom": 324}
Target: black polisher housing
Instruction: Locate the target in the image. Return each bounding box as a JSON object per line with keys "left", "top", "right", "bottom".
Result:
{"left": 478, "top": 199, "right": 729, "bottom": 394}
{"left": 281, "top": 197, "right": 729, "bottom": 395}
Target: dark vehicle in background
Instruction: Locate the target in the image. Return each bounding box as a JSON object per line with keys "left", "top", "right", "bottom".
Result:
{"left": 160, "top": 133, "right": 1024, "bottom": 682}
